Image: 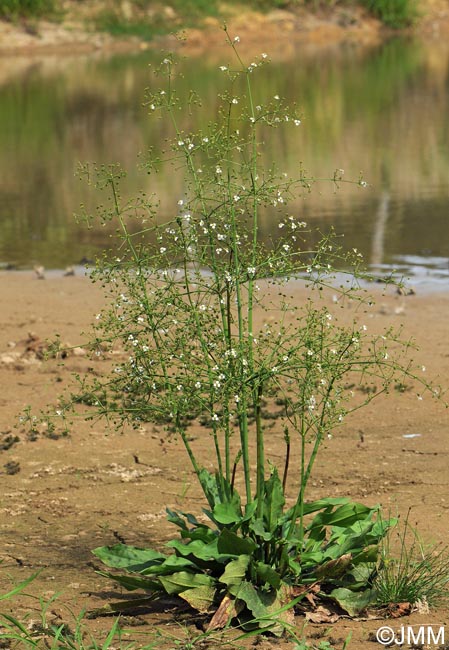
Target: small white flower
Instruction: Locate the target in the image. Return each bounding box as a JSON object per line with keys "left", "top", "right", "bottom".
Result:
{"left": 422, "top": 366, "right": 426, "bottom": 372}
{"left": 177, "top": 140, "right": 184, "bottom": 147}
{"left": 307, "top": 395, "right": 316, "bottom": 412}
{"left": 149, "top": 104, "right": 155, "bottom": 111}
{"left": 232, "top": 98, "right": 238, "bottom": 104}
{"left": 247, "top": 266, "right": 256, "bottom": 276}
{"left": 159, "top": 247, "right": 166, "bottom": 254}
{"left": 219, "top": 66, "right": 228, "bottom": 72}
{"left": 274, "top": 95, "right": 280, "bottom": 100}
{"left": 188, "top": 143, "right": 194, "bottom": 150}
{"left": 216, "top": 166, "right": 222, "bottom": 175}
{"left": 213, "top": 380, "right": 221, "bottom": 389}
{"left": 234, "top": 395, "right": 240, "bottom": 403}
{"left": 177, "top": 385, "right": 183, "bottom": 391}
{"left": 163, "top": 58, "right": 170, "bottom": 64}
{"left": 195, "top": 381, "right": 201, "bottom": 389}
{"left": 212, "top": 413, "right": 219, "bottom": 421}
{"left": 202, "top": 137, "right": 209, "bottom": 143}
{"left": 233, "top": 36, "right": 240, "bottom": 43}
{"left": 283, "top": 244, "right": 290, "bottom": 252}
{"left": 278, "top": 222, "right": 285, "bottom": 229}
{"left": 261, "top": 52, "right": 267, "bottom": 59}
{"left": 294, "top": 119, "right": 301, "bottom": 126}
{"left": 360, "top": 180, "right": 368, "bottom": 188}
{"left": 199, "top": 304, "right": 207, "bottom": 311}
{"left": 233, "top": 195, "right": 240, "bottom": 202}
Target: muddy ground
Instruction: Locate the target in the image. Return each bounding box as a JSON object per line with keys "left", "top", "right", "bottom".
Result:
{"left": 0, "top": 272, "right": 448, "bottom": 648}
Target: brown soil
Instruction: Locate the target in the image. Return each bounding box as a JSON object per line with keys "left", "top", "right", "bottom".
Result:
{"left": 0, "top": 272, "right": 448, "bottom": 648}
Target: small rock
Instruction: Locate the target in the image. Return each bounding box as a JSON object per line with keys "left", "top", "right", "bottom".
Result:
{"left": 33, "top": 265, "right": 45, "bottom": 280}
{"left": 63, "top": 266, "right": 75, "bottom": 277}
{"left": 0, "top": 353, "right": 19, "bottom": 365}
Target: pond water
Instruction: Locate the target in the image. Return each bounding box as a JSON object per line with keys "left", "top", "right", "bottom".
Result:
{"left": 1, "top": 39, "right": 448, "bottom": 288}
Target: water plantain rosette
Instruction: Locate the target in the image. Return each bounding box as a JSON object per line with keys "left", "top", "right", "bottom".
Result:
{"left": 92, "top": 469, "right": 394, "bottom": 632}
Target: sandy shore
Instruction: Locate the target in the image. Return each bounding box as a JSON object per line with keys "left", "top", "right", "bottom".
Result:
{"left": 0, "top": 272, "right": 448, "bottom": 648}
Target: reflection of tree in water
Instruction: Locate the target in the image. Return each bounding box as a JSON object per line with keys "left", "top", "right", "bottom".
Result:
{"left": 0, "top": 42, "right": 449, "bottom": 269}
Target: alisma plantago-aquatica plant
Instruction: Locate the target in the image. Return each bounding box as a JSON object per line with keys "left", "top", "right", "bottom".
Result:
{"left": 67, "top": 30, "right": 437, "bottom": 630}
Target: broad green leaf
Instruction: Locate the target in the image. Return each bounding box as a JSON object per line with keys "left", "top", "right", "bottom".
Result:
{"left": 308, "top": 503, "right": 373, "bottom": 532}
{"left": 217, "top": 529, "right": 257, "bottom": 556}
{"left": 255, "top": 562, "right": 281, "bottom": 589}
{"left": 329, "top": 587, "right": 377, "bottom": 616}
{"left": 287, "top": 557, "right": 302, "bottom": 577}
{"left": 198, "top": 468, "right": 221, "bottom": 509}
{"left": 249, "top": 518, "right": 272, "bottom": 542}
{"left": 263, "top": 468, "right": 285, "bottom": 533}
{"left": 220, "top": 555, "right": 250, "bottom": 595}
{"left": 282, "top": 497, "right": 351, "bottom": 524}
{"left": 159, "top": 571, "right": 215, "bottom": 595}
{"left": 96, "top": 570, "right": 162, "bottom": 592}
{"left": 313, "top": 554, "right": 352, "bottom": 581}
{"left": 213, "top": 500, "right": 242, "bottom": 525}
{"left": 181, "top": 529, "right": 216, "bottom": 544}
{"left": 181, "top": 526, "right": 217, "bottom": 543}
{"left": 242, "top": 501, "right": 258, "bottom": 522}
{"left": 198, "top": 470, "right": 237, "bottom": 511}
{"left": 352, "top": 545, "right": 380, "bottom": 564}
{"left": 92, "top": 544, "right": 166, "bottom": 571}
{"left": 185, "top": 512, "right": 206, "bottom": 527}
{"left": 141, "top": 555, "right": 196, "bottom": 576}
{"left": 236, "top": 581, "right": 295, "bottom": 635}
{"left": 341, "top": 562, "right": 377, "bottom": 589}
{"left": 236, "top": 581, "right": 270, "bottom": 622}
{"left": 166, "top": 508, "right": 188, "bottom": 530}
{"left": 179, "top": 585, "right": 216, "bottom": 613}
{"left": 167, "top": 538, "right": 224, "bottom": 563}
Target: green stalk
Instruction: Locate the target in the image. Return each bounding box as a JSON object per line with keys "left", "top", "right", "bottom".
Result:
{"left": 255, "top": 383, "right": 265, "bottom": 518}
{"left": 227, "top": 28, "right": 262, "bottom": 506}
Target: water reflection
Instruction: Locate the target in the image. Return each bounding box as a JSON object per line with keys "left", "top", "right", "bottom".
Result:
{"left": 0, "top": 39, "right": 448, "bottom": 286}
